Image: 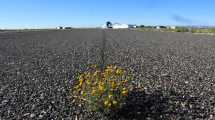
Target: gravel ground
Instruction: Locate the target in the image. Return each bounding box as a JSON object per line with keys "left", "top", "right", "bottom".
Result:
{"left": 1, "top": 29, "right": 215, "bottom": 119}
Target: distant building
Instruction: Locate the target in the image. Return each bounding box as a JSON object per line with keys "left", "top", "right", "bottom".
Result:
{"left": 156, "top": 26, "right": 160, "bottom": 29}
{"left": 57, "top": 26, "right": 63, "bottom": 29}
{"left": 128, "top": 24, "right": 137, "bottom": 28}
{"left": 101, "top": 24, "right": 107, "bottom": 29}
{"left": 102, "top": 21, "right": 135, "bottom": 29}
{"left": 112, "top": 23, "right": 129, "bottom": 29}
{"left": 167, "top": 26, "right": 176, "bottom": 29}
{"left": 156, "top": 26, "right": 167, "bottom": 29}
{"left": 170, "top": 26, "right": 176, "bottom": 29}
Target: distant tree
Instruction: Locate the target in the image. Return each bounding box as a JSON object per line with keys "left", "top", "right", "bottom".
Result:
{"left": 160, "top": 26, "right": 167, "bottom": 29}
{"left": 175, "top": 27, "right": 189, "bottom": 32}
{"left": 106, "top": 21, "right": 112, "bottom": 28}
{"left": 64, "top": 27, "right": 72, "bottom": 29}
{"left": 139, "top": 25, "right": 145, "bottom": 28}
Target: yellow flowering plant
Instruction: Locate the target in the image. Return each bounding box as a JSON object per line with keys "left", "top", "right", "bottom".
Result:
{"left": 72, "top": 64, "right": 133, "bottom": 113}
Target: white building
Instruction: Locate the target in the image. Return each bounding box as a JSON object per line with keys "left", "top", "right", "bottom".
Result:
{"left": 170, "top": 26, "right": 176, "bottom": 29}
{"left": 128, "top": 24, "right": 137, "bottom": 28}
{"left": 156, "top": 26, "right": 160, "bottom": 29}
{"left": 101, "top": 24, "right": 107, "bottom": 29}
{"left": 112, "top": 23, "right": 129, "bottom": 29}
{"left": 101, "top": 22, "right": 132, "bottom": 29}
{"left": 167, "top": 26, "right": 176, "bottom": 29}
{"left": 57, "top": 26, "right": 63, "bottom": 29}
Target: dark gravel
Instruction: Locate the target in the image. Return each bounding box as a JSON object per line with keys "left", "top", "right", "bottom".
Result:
{"left": 1, "top": 29, "right": 215, "bottom": 120}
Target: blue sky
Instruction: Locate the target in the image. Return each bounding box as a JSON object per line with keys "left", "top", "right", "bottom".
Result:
{"left": 0, "top": 0, "right": 214, "bottom": 28}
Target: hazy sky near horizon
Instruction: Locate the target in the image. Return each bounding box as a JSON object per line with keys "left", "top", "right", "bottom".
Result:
{"left": 0, "top": 0, "right": 214, "bottom": 28}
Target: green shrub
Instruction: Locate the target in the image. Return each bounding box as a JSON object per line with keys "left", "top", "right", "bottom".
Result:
{"left": 72, "top": 65, "right": 133, "bottom": 113}
{"left": 175, "top": 27, "right": 189, "bottom": 32}
{"left": 191, "top": 28, "right": 215, "bottom": 33}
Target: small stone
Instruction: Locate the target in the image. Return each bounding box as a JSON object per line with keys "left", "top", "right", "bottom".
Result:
{"left": 75, "top": 115, "right": 78, "bottom": 120}
{"left": 31, "top": 104, "right": 36, "bottom": 110}
{"left": 137, "top": 111, "right": 141, "bottom": 115}
{"left": 161, "top": 73, "right": 168, "bottom": 76}
{"left": 30, "top": 113, "right": 36, "bottom": 118}
{"left": 17, "top": 71, "right": 21, "bottom": 75}
{"left": 72, "top": 99, "right": 76, "bottom": 103}
{"left": 209, "top": 114, "right": 213, "bottom": 120}
{"left": 153, "top": 66, "right": 158, "bottom": 70}
{"left": 23, "top": 113, "right": 30, "bottom": 116}
{"left": 40, "top": 93, "right": 45, "bottom": 99}
{"left": 1, "top": 100, "right": 8, "bottom": 105}
{"left": 41, "top": 110, "right": 46, "bottom": 114}
{"left": 78, "top": 104, "right": 82, "bottom": 107}
{"left": 39, "top": 114, "right": 43, "bottom": 118}
{"left": 181, "top": 102, "right": 186, "bottom": 108}
{"left": 189, "top": 104, "right": 193, "bottom": 109}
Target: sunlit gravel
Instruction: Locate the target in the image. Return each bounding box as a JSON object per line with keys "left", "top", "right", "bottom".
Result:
{"left": 1, "top": 29, "right": 215, "bottom": 119}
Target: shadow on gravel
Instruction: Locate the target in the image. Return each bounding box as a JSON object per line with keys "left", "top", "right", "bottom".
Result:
{"left": 109, "top": 90, "right": 169, "bottom": 120}
{"left": 108, "top": 89, "right": 209, "bottom": 120}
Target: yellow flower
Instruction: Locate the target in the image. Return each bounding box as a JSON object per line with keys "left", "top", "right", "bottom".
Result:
{"left": 105, "top": 68, "right": 113, "bottom": 75}
{"left": 79, "top": 79, "right": 84, "bottom": 86}
{"left": 106, "top": 65, "right": 113, "bottom": 69}
{"left": 79, "top": 74, "right": 84, "bottom": 78}
{"left": 99, "top": 81, "right": 104, "bottom": 86}
{"left": 85, "top": 72, "right": 91, "bottom": 79}
{"left": 81, "top": 91, "right": 87, "bottom": 97}
{"left": 91, "top": 81, "right": 97, "bottom": 86}
{"left": 101, "top": 72, "right": 106, "bottom": 78}
{"left": 74, "top": 85, "right": 80, "bottom": 89}
{"left": 74, "top": 85, "right": 81, "bottom": 93}
{"left": 98, "top": 82, "right": 105, "bottom": 92}
{"left": 91, "top": 89, "right": 96, "bottom": 95}
{"left": 104, "top": 100, "right": 112, "bottom": 108}
{"left": 112, "top": 100, "right": 118, "bottom": 106}
{"left": 107, "top": 65, "right": 116, "bottom": 69}
{"left": 86, "top": 79, "right": 91, "bottom": 85}
{"left": 107, "top": 102, "right": 112, "bottom": 108}
{"left": 108, "top": 94, "right": 113, "bottom": 99}
{"left": 116, "top": 68, "right": 124, "bottom": 75}
{"left": 111, "top": 81, "right": 117, "bottom": 89}
{"left": 104, "top": 100, "right": 108, "bottom": 106}
{"left": 122, "top": 80, "right": 128, "bottom": 84}
{"left": 121, "top": 88, "right": 129, "bottom": 96}
{"left": 90, "top": 64, "right": 98, "bottom": 69}
{"left": 93, "top": 70, "right": 100, "bottom": 76}
{"left": 73, "top": 64, "right": 132, "bottom": 111}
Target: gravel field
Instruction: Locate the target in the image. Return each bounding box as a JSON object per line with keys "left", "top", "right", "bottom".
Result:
{"left": 1, "top": 29, "right": 215, "bottom": 119}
